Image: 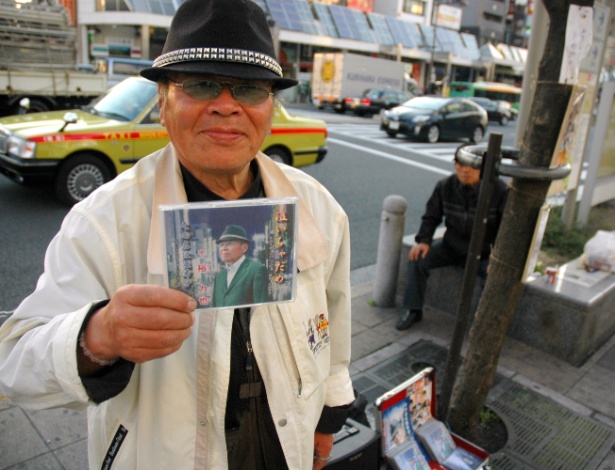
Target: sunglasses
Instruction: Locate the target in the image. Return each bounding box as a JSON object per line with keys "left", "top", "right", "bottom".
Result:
{"left": 166, "top": 78, "right": 273, "bottom": 105}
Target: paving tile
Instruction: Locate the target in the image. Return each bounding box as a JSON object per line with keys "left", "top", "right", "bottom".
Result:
{"left": 350, "top": 318, "right": 407, "bottom": 362}
{"left": 498, "top": 336, "right": 584, "bottom": 395}
{"left": 26, "top": 408, "right": 87, "bottom": 451}
{"left": 4, "top": 453, "right": 63, "bottom": 470}
{"left": 350, "top": 319, "right": 368, "bottom": 336}
{"left": 348, "top": 363, "right": 362, "bottom": 377}
{"left": 351, "top": 342, "right": 408, "bottom": 373}
{"left": 595, "top": 412, "right": 615, "bottom": 430}
{"left": 596, "top": 449, "right": 615, "bottom": 470}
{"left": 350, "top": 295, "right": 399, "bottom": 328}
{"left": 54, "top": 439, "right": 89, "bottom": 470}
{"left": 0, "top": 406, "right": 50, "bottom": 469}
{"left": 568, "top": 365, "right": 615, "bottom": 421}
{"left": 597, "top": 344, "right": 615, "bottom": 373}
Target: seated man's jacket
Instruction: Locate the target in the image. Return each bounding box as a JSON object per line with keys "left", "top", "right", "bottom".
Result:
{"left": 415, "top": 173, "right": 508, "bottom": 259}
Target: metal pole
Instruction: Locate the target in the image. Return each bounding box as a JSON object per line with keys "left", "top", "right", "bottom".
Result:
{"left": 425, "top": 0, "right": 439, "bottom": 93}
{"left": 373, "top": 195, "right": 408, "bottom": 307}
{"left": 431, "top": 17, "right": 437, "bottom": 92}
{"left": 577, "top": 81, "right": 615, "bottom": 225}
{"left": 438, "top": 133, "right": 502, "bottom": 421}
{"left": 515, "top": 0, "right": 547, "bottom": 147}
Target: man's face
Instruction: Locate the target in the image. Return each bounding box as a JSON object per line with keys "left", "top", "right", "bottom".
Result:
{"left": 454, "top": 161, "right": 481, "bottom": 187}
{"left": 218, "top": 240, "right": 248, "bottom": 264}
{"left": 159, "top": 73, "right": 274, "bottom": 178}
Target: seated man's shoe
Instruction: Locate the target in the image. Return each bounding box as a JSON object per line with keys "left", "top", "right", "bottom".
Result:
{"left": 395, "top": 309, "right": 422, "bottom": 331}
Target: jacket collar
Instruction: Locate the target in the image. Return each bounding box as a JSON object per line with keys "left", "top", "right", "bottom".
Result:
{"left": 147, "top": 146, "right": 328, "bottom": 276}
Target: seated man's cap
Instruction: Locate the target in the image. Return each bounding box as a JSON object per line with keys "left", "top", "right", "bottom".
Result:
{"left": 140, "top": 0, "right": 298, "bottom": 90}
{"left": 217, "top": 225, "right": 249, "bottom": 244}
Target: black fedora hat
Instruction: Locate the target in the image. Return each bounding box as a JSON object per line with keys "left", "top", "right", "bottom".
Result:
{"left": 140, "top": 0, "right": 298, "bottom": 90}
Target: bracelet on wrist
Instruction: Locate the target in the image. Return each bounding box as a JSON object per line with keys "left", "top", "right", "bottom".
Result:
{"left": 79, "top": 331, "right": 119, "bottom": 367}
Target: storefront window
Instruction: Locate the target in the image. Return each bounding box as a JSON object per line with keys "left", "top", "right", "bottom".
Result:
{"left": 98, "top": 0, "right": 174, "bottom": 14}
{"left": 97, "top": 0, "right": 131, "bottom": 11}
{"left": 403, "top": 0, "right": 425, "bottom": 16}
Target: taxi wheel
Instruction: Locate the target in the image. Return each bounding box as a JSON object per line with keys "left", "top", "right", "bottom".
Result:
{"left": 264, "top": 146, "right": 292, "bottom": 166}
{"left": 12, "top": 98, "right": 50, "bottom": 114}
{"left": 26, "top": 98, "right": 50, "bottom": 113}
{"left": 55, "top": 154, "right": 113, "bottom": 205}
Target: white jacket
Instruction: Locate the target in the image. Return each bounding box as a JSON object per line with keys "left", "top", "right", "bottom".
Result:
{"left": 0, "top": 146, "right": 354, "bottom": 469}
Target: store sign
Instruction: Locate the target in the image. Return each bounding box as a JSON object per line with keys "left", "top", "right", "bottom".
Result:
{"left": 435, "top": 5, "right": 462, "bottom": 31}
{"left": 346, "top": 0, "right": 374, "bottom": 12}
{"left": 91, "top": 43, "right": 109, "bottom": 58}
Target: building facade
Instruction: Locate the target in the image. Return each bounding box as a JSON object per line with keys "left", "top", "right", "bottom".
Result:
{"left": 68, "top": 0, "right": 527, "bottom": 97}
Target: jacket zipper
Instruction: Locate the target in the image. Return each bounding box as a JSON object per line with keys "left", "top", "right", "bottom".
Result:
{"left": 246, "top": 339, "right": 254, "bottom": 376}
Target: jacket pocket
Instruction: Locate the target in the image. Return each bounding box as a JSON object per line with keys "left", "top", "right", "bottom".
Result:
{"left": 99, "top": 424, "right": 129, "bottom": 470}
{"left": 89, "top": 399, "right": 138, "bottom": 469}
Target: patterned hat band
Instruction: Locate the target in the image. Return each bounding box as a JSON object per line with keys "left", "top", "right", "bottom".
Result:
{"left": 153, "top": 47, "right": 283, "bottom": 78}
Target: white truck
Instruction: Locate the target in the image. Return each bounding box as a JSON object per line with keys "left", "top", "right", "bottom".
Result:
{"left": 0, "top": 0, "right": 107, "bottom": 116}
{"left": 311, "top": 52, "right": 406, "bottom": 114}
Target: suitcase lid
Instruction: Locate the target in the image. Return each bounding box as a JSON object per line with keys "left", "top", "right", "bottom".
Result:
{"left": 374, "top": 367, "right": 436, "bottom": 456}
{"left": 374, "top": 367, "right": 490, "bottom": 467}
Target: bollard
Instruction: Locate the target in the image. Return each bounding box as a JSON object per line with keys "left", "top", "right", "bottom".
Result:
{"left": 373, "top": 195, "right": 407, "bottom": 307}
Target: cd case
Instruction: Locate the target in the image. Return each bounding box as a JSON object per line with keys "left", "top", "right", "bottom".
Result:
{"left": 160, "top": 197, "right": 298, "bottom": 309}
{"left": 374, "top": 367, "right": 489, "bottom": 470}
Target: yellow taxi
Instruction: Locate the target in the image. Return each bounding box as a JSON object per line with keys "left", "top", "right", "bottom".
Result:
{"left": 0, "top": 77, "right": 327, "bottom": 205}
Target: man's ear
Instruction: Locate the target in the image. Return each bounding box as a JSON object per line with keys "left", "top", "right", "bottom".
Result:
{"left": 241, "top": 242, "right": 249, "bottom": 254}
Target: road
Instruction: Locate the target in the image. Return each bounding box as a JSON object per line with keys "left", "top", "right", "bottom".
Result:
{"left": 0, "top": 106, "right": 518, "bottom": 311}
{"left": 0, "top": 181, "right": 68, "bottom": 311}
{"left": 298, "top": 107, "right": 519, "bottom": 270}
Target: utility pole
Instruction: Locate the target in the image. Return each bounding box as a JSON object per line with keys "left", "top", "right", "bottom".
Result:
{"left": 425, "top": 0, "right": 440, "bottom": 93}
{"left": 425, "top": 0, "right": 467, "bottom": 94}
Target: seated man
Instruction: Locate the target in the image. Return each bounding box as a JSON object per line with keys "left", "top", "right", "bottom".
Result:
{"left": 396, "top": 151, "right": 508, "bottom": 330}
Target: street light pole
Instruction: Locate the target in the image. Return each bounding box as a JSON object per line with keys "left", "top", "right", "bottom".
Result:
{"left": 425, "top": 0, "right": 466, "bottom": 95}
{"left": 427, "top": 0, "right": 439, "bottom": 94}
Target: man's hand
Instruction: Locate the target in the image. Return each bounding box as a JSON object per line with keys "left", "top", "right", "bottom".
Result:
{"left": 409, "top": 243, "right": 430, "bottom": 261}
{"left": 78, "top": 285, "right": 196, "bottom": 374}
{"left": 313, "top": 432, "right": 334, "bottom": 469}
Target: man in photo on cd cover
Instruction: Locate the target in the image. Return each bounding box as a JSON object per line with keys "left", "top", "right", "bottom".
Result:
{"left": 213, "top": 224, "right": 270, "bottom": 307}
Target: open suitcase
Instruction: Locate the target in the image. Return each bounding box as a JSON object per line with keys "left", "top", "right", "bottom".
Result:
{"left": 374, "top": 367, "right": 489, "bottom": 470}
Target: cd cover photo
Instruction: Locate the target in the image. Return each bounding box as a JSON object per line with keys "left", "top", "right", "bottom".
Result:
{"left": 160, "top": 197, "right": 298, "bottom": 310}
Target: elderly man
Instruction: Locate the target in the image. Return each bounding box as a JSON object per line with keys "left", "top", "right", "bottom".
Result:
{"left": 0, "top": 1, "right": 354, "bottom": 469}
{"left": 396, "top": 151, "right": 508, "bottom": 330}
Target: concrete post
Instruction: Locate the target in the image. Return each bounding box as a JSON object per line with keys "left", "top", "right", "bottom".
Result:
{"left": 373, "top": 195, "right": 407, "bottom": 307}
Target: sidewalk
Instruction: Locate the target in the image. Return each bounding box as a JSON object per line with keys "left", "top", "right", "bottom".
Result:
{"left": 1, "top": 265, "right": 615, "bottom": 469}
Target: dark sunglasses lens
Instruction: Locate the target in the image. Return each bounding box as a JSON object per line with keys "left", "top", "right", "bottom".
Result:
{"left": 182, "top": 80, "right": 220, "bottom": 100}
{"left": 178, "top": 80, "right": 271, "bottom": 104}
{"left": 233, "top": 85, "right": 271, "bottom": 105}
